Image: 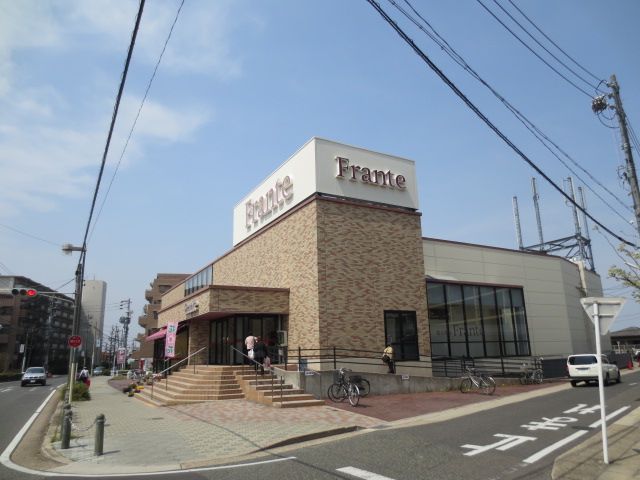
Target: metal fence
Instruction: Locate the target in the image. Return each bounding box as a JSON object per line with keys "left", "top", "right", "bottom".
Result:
{"left": 282, "top": 346, "right": 632, "bottom": 379}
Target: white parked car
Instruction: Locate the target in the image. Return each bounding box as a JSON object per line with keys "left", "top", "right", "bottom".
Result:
{"left": 567, "top": 354, "right": 621, "bottom": 387}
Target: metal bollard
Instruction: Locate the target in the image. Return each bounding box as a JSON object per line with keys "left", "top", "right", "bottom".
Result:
{"left": 94, "top": 414, "right": 105, "bottom": 456}
{"left": 60, "top": 406, "right": 72, "bottom": 449}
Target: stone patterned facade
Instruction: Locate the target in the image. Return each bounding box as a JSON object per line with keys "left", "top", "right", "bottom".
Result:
{"left": 316, "top": 198, "right": 429, "bottom": 356}
{"left": 157, "top": 194, "right": 430, "bottom": 363}
{"left": 213, "top": 195, "right": 430, "bottom": 357}
{"left": 213, "top": 200, "right": 320, "bottom": 351}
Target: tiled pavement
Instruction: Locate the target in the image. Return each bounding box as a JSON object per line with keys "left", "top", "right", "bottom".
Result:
{"left": 38, "top": 372, "right": 640, "bottom": 477}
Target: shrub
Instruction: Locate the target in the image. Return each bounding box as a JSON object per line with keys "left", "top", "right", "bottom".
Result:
{"left": 59, "top": 381, "right": 91, "bottom": 401}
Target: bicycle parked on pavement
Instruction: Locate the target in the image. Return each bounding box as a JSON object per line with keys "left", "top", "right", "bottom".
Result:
{"left": 327, "top": 368, "right": 363, "bottom": 406}
{"left": 519, "top": 363, "right": 544, "bottom": 385}
{"left": 459, "top": 366, "right": 496, "bottom": 395}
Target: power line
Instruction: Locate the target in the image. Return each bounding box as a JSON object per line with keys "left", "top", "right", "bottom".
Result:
{"left": 365, "top": 0, "right": 637, "bottom": 249}
{"left": 89, "top": 0, "right": 185, "bottom": 243}
{"left": 474, "top": 0, "right": 594, "bottom": 98}
{"left": 489, "top": 0, "right": 602, "bottom": 93}
{"left": 77, "top": 0, "right": 146, "bottom": 270}
{"left": 0, "top": 223, "right": 61, "bottom": 247}
{"left": 506, "top": 0, "right": 604, "bottom": 85}
{"left": 392, "top": 0, "right": 633, "bottom": 223}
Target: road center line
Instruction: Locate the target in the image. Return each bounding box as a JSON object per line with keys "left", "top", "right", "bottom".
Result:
{"left": 589, "top": 406, "right": 630, "bottom": 428}
{"left": 337, "top": 466, "right": 397, "bottom": 480}
{"left": 522, "top": 430, "right": 588, "bottom": 464}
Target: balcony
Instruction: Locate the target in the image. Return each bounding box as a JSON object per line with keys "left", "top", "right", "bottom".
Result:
{"left": 145, "top": 289, "right": 153, "bottom": 302}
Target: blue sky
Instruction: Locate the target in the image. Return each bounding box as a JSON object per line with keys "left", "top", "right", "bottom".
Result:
{"left": 1, "top": 0, "right": 639, "bottom": 341}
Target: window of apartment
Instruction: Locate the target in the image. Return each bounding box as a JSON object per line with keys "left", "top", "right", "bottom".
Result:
{"left": 384, "top": 311, "right": 419, "bottom": 361}
{"left": 427, "top": 281, "right": 531, "bottom": 358}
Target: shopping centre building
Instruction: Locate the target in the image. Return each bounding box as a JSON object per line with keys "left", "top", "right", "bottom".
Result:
{"left": 152, "top": 138, "right": 606, "bottom": 373}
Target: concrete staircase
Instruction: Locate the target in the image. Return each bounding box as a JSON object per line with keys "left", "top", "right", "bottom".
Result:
{"left": 235, "top": 367, "right": 324, "bottom": 408}
{"left": 137, "top": 365, "right": 323, "bottom": 408}
{"left": 137, "top": 365, "right": 244, "bottom": 406}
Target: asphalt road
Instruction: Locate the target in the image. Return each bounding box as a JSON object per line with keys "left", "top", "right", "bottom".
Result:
{"left": 0, "top": 376, "right": 66, "bottom": 480}
{"left": 1, "top": 371, "right": 638, "bottom": 479}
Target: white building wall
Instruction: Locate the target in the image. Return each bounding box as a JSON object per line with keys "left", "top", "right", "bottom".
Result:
{"left": 423, "top": 239, "right": 607, "bottom": 357}
{"left": 81, "top": 280, "right": 107, "bottom": 336}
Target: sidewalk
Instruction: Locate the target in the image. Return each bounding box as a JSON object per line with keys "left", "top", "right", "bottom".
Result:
{"left": 20, "top": 372, "right": 640, "bottom": 476}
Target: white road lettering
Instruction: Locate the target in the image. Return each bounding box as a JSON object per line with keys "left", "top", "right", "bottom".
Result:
{"left": 336, "top": 466, "right": 396, "bottom": 480}
{"left": 523, "top": 430, "right": 588, "bottom": 464}
{"left": 521, "top": 416, "right": 577, "bottom": 431}
{"left": 462, "top": 434, "right": 536, "bottom": 456}
{"left": 589, "top": 406, "right": 630, "bottom": 428}
{"left": 564, "top": 404, "right": 600, "bottom": 415}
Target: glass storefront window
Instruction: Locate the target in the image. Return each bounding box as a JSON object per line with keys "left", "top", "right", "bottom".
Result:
{"left": 384, "top": 311, "right": 419, "bottom": 361}
{"left": 428, "top": 281, "right": 530, "bottom": 359}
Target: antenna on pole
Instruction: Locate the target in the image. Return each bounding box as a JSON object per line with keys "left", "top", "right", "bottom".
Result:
{"left": 513, "top": 196, "right": 524, "bottom": 249}
{"left": 532, "top": 178, "right": 544, "bottom": 249}
{"left": 514, "top": 177, "right": 596, "bottom": 272}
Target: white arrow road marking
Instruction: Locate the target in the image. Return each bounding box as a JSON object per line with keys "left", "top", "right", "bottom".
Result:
{"left": 462, "top": 434, "right": 536, "bottom": 456}
{"left": 629, "top": 382, "right": 637, "bottom": 386}
{"left": 337, "top": 466, "right": 397, "bottom": 480}
{"left": 589, "top": 406, "right": 630, "bottom": 428}
{"left": 1, "top": 388, "right": 12, "bottom": 393}
{"left": 523, "top": 430, "right": 588, "bottom": 464}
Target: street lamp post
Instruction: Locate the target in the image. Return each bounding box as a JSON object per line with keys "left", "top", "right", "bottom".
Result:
{"left": 62, "top": 243, "right": 86, "bottom": 404}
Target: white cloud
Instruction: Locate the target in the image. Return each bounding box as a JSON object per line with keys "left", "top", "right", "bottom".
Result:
{"left": 118, "top": 94, "right": 210, "bottom": 144}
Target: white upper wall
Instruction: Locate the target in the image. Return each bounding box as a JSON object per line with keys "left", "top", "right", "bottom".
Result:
{"left": 233, "top": 137, "right": 418, "bottom": 245}
{"left": 423, "top": 238, "right": 607, "bottom": 356}
{"left": 81, "top": 280, "right": 107, "bottom": 333}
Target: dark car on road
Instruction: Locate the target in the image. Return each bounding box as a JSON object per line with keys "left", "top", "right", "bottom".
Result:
{"left": 21, "top": 366, "right": 47, "bottom": 386}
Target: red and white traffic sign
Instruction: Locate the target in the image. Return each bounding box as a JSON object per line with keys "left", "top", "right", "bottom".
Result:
{"left": 68, "top": 335, "right": 82, "bottom": 348}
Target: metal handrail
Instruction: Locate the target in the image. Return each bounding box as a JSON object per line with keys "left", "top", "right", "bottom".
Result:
{"left": 151, "top": 346, "right": 206, "bottom": 400}
{"left": 230, "top": 346, "right": 283, "bottom": 401}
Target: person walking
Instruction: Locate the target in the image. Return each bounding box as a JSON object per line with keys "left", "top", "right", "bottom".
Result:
{"left": 245, "top": 332, "right": 256, "bottom": 364}
{"left": 78, "top": 366, "right": 90, "bottom": 387}
{"left": 254, "top": 337, "right": 268, "bottom": 375}
{"left": 382, "top": 344, "right": 395, "bottom": 374}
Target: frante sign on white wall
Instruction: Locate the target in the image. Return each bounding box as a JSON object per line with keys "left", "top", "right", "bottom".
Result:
{"left": 232, "top": 137, "right": 419, "bottom": 245}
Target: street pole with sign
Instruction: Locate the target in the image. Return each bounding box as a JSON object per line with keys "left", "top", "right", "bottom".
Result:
{"left": 579, "top": 297, "right": 626, "bottom": 465}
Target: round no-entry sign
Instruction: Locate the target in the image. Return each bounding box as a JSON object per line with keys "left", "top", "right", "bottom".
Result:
{"left": 68, "top": 335, "right": 82, "bottom": 348}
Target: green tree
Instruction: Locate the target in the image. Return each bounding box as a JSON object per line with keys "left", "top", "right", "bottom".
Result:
{"left": 608, "top": 245, "right": 640, "bottom": 302}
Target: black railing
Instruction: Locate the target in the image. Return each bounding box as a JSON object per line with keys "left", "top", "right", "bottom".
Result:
{"left": 283, "top": 346, "right": 570, "bottom": 378}
{"left": 229, "top": 346, "right": 285, "bottom": 402}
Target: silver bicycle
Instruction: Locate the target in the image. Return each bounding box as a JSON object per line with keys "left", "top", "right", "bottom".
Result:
{"left": 459, "top": 367, "right": 496, "bottom": 395}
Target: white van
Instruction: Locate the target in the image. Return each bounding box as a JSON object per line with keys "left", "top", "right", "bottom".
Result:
{"left": 567, "top": 354, "right": 621, "bottom": 387}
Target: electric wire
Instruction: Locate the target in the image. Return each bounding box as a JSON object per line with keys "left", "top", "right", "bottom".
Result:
{"left": 88, "top": 0, "right": 185, "bottom": 243}
{"left": 0, "top": 223, "right": 61, "bottom": 247}
{"left": 0, "top": 260, "right": 15, "bottom": 275}
{"left": 392, "top": 0, "right": 633, "bottom": 222}
{"left": 490, "top": 0, "right": 603, "bottom": 93}
{"left": 365, "top": 0, "right": 637, "bottom": 249}
{"left": 506, "top": 0, "right": 604, "bottom": 85}
{"left": 475, "top": 0, "right": 594, "bottom": 98}
{"left": 75, "top": 0, "right": 145, "bottom": 276}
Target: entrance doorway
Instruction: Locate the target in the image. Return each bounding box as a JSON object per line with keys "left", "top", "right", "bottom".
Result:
{"left": 209, "top": 314, "right": 283, "bottom": 365}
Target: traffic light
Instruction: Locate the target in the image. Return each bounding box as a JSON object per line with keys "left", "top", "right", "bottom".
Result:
{"left": 11, "top": 288, "right": 38, "bottom": 298}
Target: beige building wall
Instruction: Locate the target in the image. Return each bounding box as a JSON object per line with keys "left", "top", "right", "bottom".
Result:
{"left": 423, "top": 238, "right": 607, "bottom": 356}
{"left": 213, "top": 200, "right": 320, "bottom": 350}
{"left": 317, "top": 199, "right": 429, "bottom": 355}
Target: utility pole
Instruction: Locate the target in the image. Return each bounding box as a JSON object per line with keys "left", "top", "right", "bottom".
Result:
{"left": 593, "top": 74, "right": 640, "bottom": 236}
{"left": 119, "top": 299, "right": 132, "bottom": 368}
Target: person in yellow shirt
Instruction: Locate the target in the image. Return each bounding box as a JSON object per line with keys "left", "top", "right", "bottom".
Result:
{"left": 382, "top": 344, "right": 395, "bottom": 374}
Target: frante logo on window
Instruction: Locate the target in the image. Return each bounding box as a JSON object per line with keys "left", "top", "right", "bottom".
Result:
{"left": 335, "top": 156, "right": 407, "bottom": 190}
